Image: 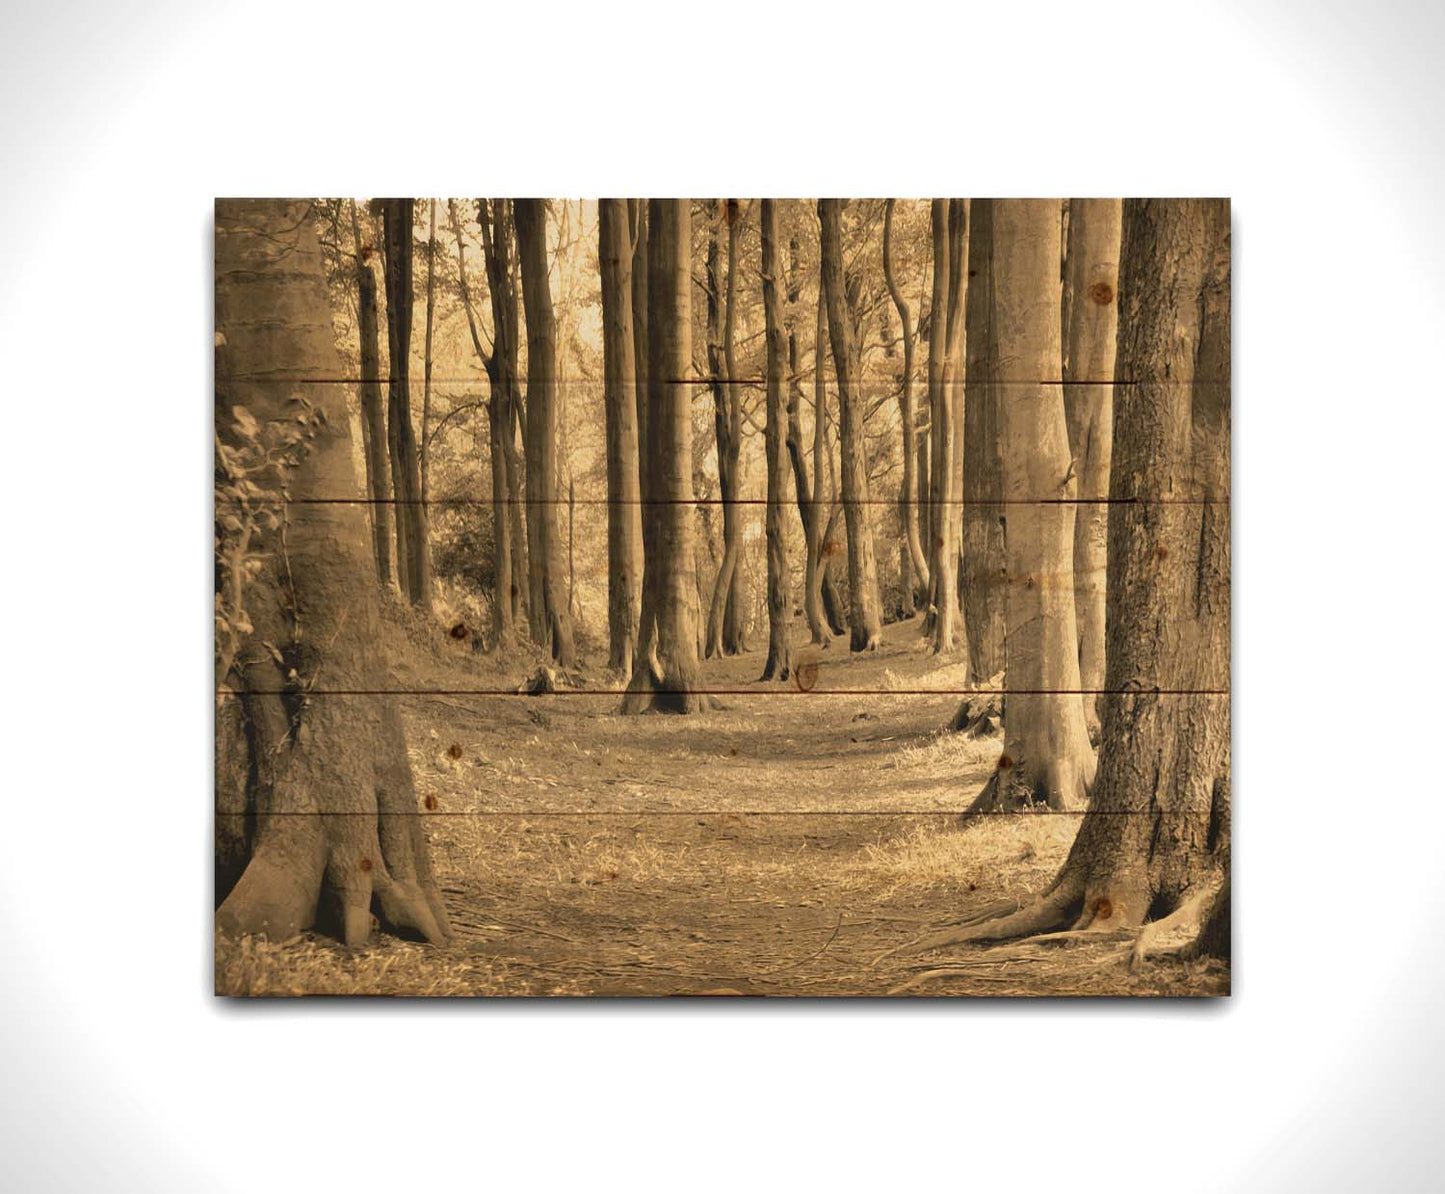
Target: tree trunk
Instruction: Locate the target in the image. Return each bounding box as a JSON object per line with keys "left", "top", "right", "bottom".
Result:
{"left": 421, "top": 198, "right": 436, "bottom": 508}
{"left": 448, "top": 199, "right": 514, "bottom": 644}
{"left": 350, "top": 200, "right": 393, "bottom": 589}
{"left": 628, "top": 199, "right": 654, "bottom": 656}
{"left": 818, "top": 199, "right": 882, "bottom": 651}
{"left": 513, "top": 198, "right": 576, "bottom": 666}
{"left": 1063, "top": 198, "right": 1122, "bottom": 742}
{"left": 976, "top": 199, "right": 1094, "bottom": 812}
{"left": 884, "top": 199, "right": 928, "bottom": 610}
{"left": 926, "top": 200, "right": 967, "bottom": 654}
{"left": 379, "top": 198, "right": 432, "bottom": 612}
{"left": 961, "top": 198, "right": 1006, "bottom": 681}
{"left": 215, "top": 199, "right": 448, "bottom": 949}
{"left": 759, "top": 199, "right": 793, "bottom": 680}
{"left": 599, "top": 199, "right": 644, "bottom": 679}
{"left": 483, "top": 201, "right": 528, "bottom": 627}
{"left": 705, "top": 201, "right": 747, "bottom": 658}
{"left": 785, "top": 252, "right": 830, "bottom": 646}
{"left": 623, "top": 200, "right": 713, "bottom": 713}
{"left": 929, "top": 199, "right": 1230, "bottom": 955}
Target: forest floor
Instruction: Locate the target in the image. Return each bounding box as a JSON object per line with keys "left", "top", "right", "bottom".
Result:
{"left": 216, "top": 609, "right": 1229, "bottom": 998}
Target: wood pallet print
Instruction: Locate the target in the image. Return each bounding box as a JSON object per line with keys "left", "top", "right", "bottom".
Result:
{"left": 214, "top": 197, "right": 1230, "bottom": 997}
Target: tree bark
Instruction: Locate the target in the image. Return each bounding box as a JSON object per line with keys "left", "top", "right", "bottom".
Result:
{"left": 759, "top": 199, "right": 794, "bottom": 680}
{"left": 421, "top": 198, "right": 436, "bottom": 508}
{"left": 215, "top": 199, "right": 448, "bottom": 949}
{"left": 883, "top": 200, "right": 929, "bottom": 609}
{"left": 478, "top": 200, "right": 527, "bottom": 628}
{"left": 926, "top": 199, "right": 1230, "bottom": 956}
{"left": 350, "top": 200, "right": 393, "bottom": 589}
{"left": 785, "top": 246, "right": 843, "bottom": 644}
{"left": 379, "top": 198, "right": 432, "bottom": 612}
{"left": 976, "top": 199, "right": 1094, "bottom": 811}
{"left": 926, "top": 200, "right": 968, "bottom": 654}
{"left": 513, "top": 198, "right": 576, "bottom": 666}
{"left": 818, "top": 199, "right": 883, "bottom": 651}
{"left": 961, "top": 198, "right": 1006, "bottom": 681}
{"left": 447, "top": 199, "right": 513, "bottom": 643}
{"left": 623, "top": 200, "right": 713, "bottom": 713}
{"left": 599, "top": 199, "right": 644, "bottom": 679}
{"left": 705, "top": 201, "right": 747, "bottom": 658}
{"left": 1063, "top": 198, "right": 1122, "bottom": 741}
{"left": 628, "top": 199, "right": 654, "bottom": 655}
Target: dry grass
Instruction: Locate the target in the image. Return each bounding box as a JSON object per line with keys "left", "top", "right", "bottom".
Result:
{"left": 214, "top": 931, "right": 562, "bottom": 997}
{"left": 851, "top": 815, "right": 1078, "bottom": 898}
{"left": 217, "top": 610, "right": 1226, "bottom": 998}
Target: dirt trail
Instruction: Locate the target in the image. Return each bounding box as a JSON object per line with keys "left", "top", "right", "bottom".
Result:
{"left": 217, "top": 614, "right": 1227, "bottom": 997}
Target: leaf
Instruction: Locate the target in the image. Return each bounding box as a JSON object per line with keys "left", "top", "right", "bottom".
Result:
{"left": 232, "top": 405, "right": 261, "bottom": 440}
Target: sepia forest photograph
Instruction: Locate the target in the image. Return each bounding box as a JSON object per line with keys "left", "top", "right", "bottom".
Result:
{"left": 24, "top": 0, "right": 1445, "bottom": 1181}
{"left": 214, "top": 195, "right": 1230, "bottom": 997}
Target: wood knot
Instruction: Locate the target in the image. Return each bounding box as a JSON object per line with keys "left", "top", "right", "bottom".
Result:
{"left": 449, "top": 622, "right": 469, "bottom": 640}
{"left": 1093, "top": 897, "right": 1113, "bottom": 920}
{"left": 1088, "top": 281, "right": 1114, "bottom": 305}
{"left": 359, "top": 857, "right": 373, "bottom": 873}
{"left": 794, "top": 656, "right": 820, "bottom": 693}
{"left": 446, "top": 743, "right": 463, "bottom": 759}
{"left": 1155, "top": 544, "right": 1169, "bottom": 561}
{"left": 997, "top": 753, "right": 1013, "bottom": 770}
{"left": 424, "top": 795, "right": 438, "bottom": 810}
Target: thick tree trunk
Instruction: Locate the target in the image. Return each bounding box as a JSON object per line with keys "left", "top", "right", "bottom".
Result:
{"left": 513, "top": 198, "right": 577, "bottom": 667}
{"left": 1056, "top": 197, "right": 1231, "bottom": 928}
{"left": 925, "top": 200, "right": 1230, "bottom": 956}
{"left": 759, "top": 199, "right": 793, "bottom": 681}
{"left": 379, "top": 198, "right": 432, "bottom": 612}
{"left": 926, "top": 200, "right": 968, "bottom": 654}
{"left": 350, "top": 201, "right": 393, "bottom": 589}
{"left": 883, "top": 200, "right": 928, "bottom": 609}
{"left": 1063, "top": 198, "right": 1122, "bottom": 741}
{"left": 599, "top": 200, "right": 644, "bottom": 679}
{"left": 961, "top": 198, "right": 1007, "bottom": 681}
{"left": 978, "top": 199, "right": 1094, "bottom": 811}
{"left": 215, "top": 199, "right": 448, "bottom": 949}
{"left": 818, "top": 199, "right": 882, "bottom": 652}
{"left": 623, "top": 200, "right": 713, "bottom": 713}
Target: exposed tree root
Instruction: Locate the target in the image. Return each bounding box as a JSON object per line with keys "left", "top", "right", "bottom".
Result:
{"left": 1128, "top": 888, "right": 1211, "bottom": 972}
{"left": 758, "top": 649, "right": 792, "bottom": 683}
{"left": 898, "top": 878, "right": 1082, "bottom": 957}
{"left": 620, "top": 661, "right": 722, "bottom": 715}
{"left": 958, "top": 767, "right": 1043, "bottom": 823}
{"left": 949, "top": 685, "right": 1002, "bottom": 739}
{"left": 879, "top": 865, "right": 1229, "bottom": 991}
{"left": 886, "top": 927, "right": 1132, "bottom": 995}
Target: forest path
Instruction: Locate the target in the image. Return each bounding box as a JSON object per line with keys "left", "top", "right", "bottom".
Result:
{"left": 218, "top": 612, "right": 1225, "bottom": 996}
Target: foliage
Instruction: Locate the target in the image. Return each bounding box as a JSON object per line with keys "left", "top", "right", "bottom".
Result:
{"left": 431, "top": 490, "right": 496, "bottom": 595}
{"left": 214, "top": 395, "right": 326, "bottom": 694}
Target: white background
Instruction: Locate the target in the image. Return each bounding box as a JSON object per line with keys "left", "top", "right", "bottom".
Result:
{"left": 2, "top": 1, "right": 1442, "bottom": 1189}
